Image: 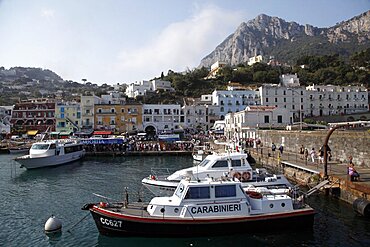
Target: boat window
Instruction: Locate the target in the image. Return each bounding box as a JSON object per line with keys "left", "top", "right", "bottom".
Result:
{"left": 49, "top": 144, "right": 56, "bottom": 149}
{"left": 230, "top": 160, "right": 242, "bottom": 167}
{"left": 64, "top": 145, "right": 83, "bottom": 154}
{"left": 215, "top": 185, "right": 236, "bottom": 198}
{"left": 175, "top": 183, "right": 185, "bottom": 198}
{"left": 198, "top": 159, "right": 210, "bottom": 167}
{"left": 185, "top": 186, "right": 210, "bottom": 199}
{"left": 31, "top": 144, "right": 50, "bottom": 150}
{"left": 212, "top": 160, "right": 228, "bottom": 168}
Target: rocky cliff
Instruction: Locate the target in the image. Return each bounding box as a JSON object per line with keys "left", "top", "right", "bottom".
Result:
{"left": 199, "top": 10, "right": 370, "bottom": 68}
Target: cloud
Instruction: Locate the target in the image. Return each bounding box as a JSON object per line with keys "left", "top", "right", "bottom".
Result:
{"left": 41, "top": 8, "right": 55, "bottom": 18}
{"left": 114, "top": 5, "right": 244, "bottom": 83}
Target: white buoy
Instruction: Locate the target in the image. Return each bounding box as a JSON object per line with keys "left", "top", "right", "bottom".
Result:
{"left": 44, "top": 215, "right": 62, "bottom": 234}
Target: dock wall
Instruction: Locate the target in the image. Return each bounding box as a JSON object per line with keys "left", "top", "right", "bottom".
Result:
{"left": 256, "top": 130, "right": 370, "bottom": 168}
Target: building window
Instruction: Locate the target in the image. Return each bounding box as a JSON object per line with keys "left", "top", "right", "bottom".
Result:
{"left": 266, "top": 98, "right": 269, "bottom": 102}
{"left": 264, "top": 115, "right": 269, "bottom": 123}
{"left": 275, "top": 98, "right": 277, "bottom": 102}
{"left": 277, "top": 115, "right": 282, "bottom": 123}
{"left": 121, "top": 108, "right": 125, "bottom": 113}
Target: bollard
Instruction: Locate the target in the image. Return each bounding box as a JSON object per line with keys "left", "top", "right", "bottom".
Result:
{"left": 353, "top": 198, "right": 370, "bottom": 217}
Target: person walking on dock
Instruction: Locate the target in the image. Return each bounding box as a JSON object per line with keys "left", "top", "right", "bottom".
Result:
{"left": 299, "top": 145, "right": 305, "bottom": 160}
{"left": 279, "top": 144, "right": 284, "bottom": 155}
{"left": 310, "top": 148, "right": 316, "bottom": 163}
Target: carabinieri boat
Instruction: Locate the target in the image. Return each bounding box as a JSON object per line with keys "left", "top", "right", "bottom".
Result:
{"left": 82, "top": 178, "right": 315, "bottom": 237}
{"left": 14, "top": 139, "right": 85, "bottom": 169}
{"left": 142, "top": 152, "right": 292, "bottom": 196}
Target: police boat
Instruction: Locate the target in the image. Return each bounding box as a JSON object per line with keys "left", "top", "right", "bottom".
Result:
{"left": 142, "top": 152, "right": 292, "bottom": 196}
{"left": 82, "top": 178, "right": 315, "bottom": 237}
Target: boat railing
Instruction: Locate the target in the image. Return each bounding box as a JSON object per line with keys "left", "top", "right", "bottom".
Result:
{"left": 150, "top": 168, "right": 173, "bottom": 178}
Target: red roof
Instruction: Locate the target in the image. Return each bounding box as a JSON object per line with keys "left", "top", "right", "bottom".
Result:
{"left": 93, "top": 131, "right": 113, "bottom": 135}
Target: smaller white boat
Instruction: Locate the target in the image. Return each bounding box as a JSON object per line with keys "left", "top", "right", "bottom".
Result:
{"left": 14, "top": 140, "right": 85, "bottom": 169}
{"left": 142, "top": 152, "right": 292, "bottom": 196}
{"left": 8, "top": 145, "right": 30, "bottom": 154}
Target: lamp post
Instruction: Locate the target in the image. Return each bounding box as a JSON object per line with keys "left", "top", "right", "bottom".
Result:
{"left": 288, "top": 88, "right": 302, "bottom": 130}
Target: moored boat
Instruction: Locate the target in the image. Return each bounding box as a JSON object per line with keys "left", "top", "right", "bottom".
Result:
{"left": 14, "top": 139, "right": 85, "bottom": 169}
{"left": 83, "top": 179, "right": 315, "bottom": 237}
{"left": 142, "top": 152, "right": 292, "bottom": 196}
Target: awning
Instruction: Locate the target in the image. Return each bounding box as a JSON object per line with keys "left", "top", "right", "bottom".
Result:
{"left": 93, "top": 131, "right": 113, "bottom": 135}
{"left": 80, "top": 138, "right": 124, "bottom": 145}
{"left": 27, "top": 130, "right": 38, "bottom": 136}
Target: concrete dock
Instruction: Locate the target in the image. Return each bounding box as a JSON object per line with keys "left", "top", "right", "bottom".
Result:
{"left": 248, "top": 147, "right": 370, "bottom": 210}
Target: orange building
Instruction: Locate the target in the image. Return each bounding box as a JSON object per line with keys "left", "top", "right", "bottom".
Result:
{"left": 94, "top": 103, "right": 143, "bottom": 134}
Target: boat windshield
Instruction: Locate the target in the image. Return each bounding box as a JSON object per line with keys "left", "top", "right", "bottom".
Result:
{"left": 31, "top": 144, "right": 50, "bottom": 150}
{"left": 198, "top": 159, "right": 210, "bottom": 167}
{"left": 175, "top": 183, "right": 186, "bottom": 198}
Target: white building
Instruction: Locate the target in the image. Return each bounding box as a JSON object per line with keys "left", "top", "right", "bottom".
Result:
{"left": 182, "top": 103, "right": 219, "bottom": 133}
{"left": 279, "top": 74, "right": 300, "bottom": 87}
{"left": 101, "top": 91, "right": 126, "bottom": 105}
{"left": 206, "top": 61, "right": 227, "bottom": 79}
{"left": 125, "top": 80, "right": 174, "bottom": 98}
{"left": 247, "top": 55, "right": 266, "bottom": 66}
{"left": 151, "top": 80, "right": 175, "bottom": 92}
{"left": 224, "top": 106, "right": 293, "bottom": 141}
{"left": 259, "top": 84, "right": 306, "bottom": 123}
{"left": 0, "top": 106, "right": 13, "bottom": 135}
{"left": 80, "top": 95, "right": 101, "bottom": 131}
{"left": 211, "top": 90, "right": 260, "bottom": 119}
{"left": 142, "top": 104, "right": 185, "bottom": 134}
{"left": 305, "top": 84, "right": 368, "bottom": 116}
{"left": 125, "top": 80, "right": 151, "bottom": 98}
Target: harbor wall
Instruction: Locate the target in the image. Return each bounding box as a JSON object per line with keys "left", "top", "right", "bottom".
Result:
{"left": 256, "top": 130, "right": 370, "bottom": 168}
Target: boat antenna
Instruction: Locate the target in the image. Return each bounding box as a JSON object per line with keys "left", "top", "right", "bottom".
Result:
{"left": 124, "top": 187, "right": 129, "bottom": 208}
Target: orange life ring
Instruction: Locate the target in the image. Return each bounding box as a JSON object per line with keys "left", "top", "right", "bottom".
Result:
{"left": 242, "top": 172, "right": 251, "bottom": 181}
{"left": 233, "top": 172, "right": 242, "bottom": 181}
{"left": 246, "top": 191, "right": 262, "bottom": 199}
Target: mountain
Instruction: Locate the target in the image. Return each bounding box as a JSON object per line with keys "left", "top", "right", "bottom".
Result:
{"left": 199, "top": 11, "right": 370, "bottom": 68}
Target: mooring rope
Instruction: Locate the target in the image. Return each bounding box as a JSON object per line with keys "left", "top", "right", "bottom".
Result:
{"left": 66, "top": 212, "right": 90, "bottom": 234}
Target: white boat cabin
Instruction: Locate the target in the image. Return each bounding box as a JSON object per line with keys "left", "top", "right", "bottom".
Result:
{"left": 167, "top": 153, "right": 253, "bottom": 182}
{"left": 29, "top": 140, "right": 83, "bottom": 158}
{"left": 147, "top": 179, "right": 294, "bottom": 219}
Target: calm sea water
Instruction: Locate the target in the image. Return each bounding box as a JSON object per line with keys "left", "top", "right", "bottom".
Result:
{"left": 0, "top": 154, "right": 369, "bottom": 247}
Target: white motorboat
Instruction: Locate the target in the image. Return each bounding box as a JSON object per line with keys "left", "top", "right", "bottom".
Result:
{"left": 142, "top": 152, "right": 292, "bottom": 196}
{"left": 83, "top": 178, "right": 315, "bottom": 237}
{"left": 14, "top": 139, "right": 85, "bottom": 169}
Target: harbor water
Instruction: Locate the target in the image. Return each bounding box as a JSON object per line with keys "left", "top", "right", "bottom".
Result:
{"left": 0, "top": 154, "right": 369, "bottom": 247}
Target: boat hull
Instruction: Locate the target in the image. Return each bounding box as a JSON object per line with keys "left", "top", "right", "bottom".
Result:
{"left": 15, "top": 150, "right": 85, "bottom": 169}
{"left": 89, "top": 205, "right": 315, "bottom": 237}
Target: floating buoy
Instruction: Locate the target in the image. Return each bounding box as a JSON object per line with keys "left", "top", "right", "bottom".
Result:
{"left": 44, "top": 215, "right": 62, "bottom": 234}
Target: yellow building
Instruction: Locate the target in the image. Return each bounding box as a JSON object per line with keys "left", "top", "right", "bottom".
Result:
{"left": 94, "top": 103, "right": 143, "bottom": 134}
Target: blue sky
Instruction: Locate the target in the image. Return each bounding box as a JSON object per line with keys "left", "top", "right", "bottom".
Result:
{"left": 0, "top": 0, "right": 369, "bottom": 85}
